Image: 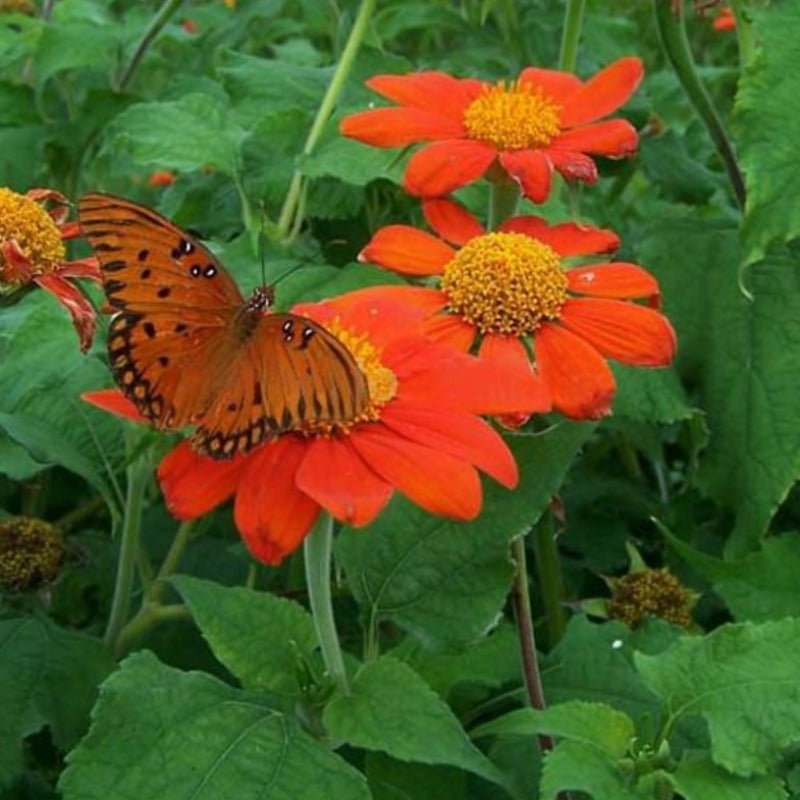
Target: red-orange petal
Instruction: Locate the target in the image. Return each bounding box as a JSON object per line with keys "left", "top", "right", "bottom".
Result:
{"left": 158, "top": 440, "right": 246, "bottom": 521}
{"left": 349, "top": 425, "right": 483, "bottom": 520}
{"left": 534, "top": 323, "right": 615, "bottom": 419}
{"left": 295, "top": 436, "right": 393, "bottom": 527}
{"left": 518, "top": 67, "right": 583, "bottom": 102}
{"left": 366, "top": 71, "right": 484, "bottom": 120}
{"left": 499, "top": 216, "right": 620, "bottom": 256}
{"left": 421, "top": 312, "right": 476, "bottom": 350}
{"left": 567, "top": 263, "right": 660, "bottom": 300}
{"left": 559, "top": 298, "right": 677, "bottom": 366}
{"left": 422, "top": 197, "right": 484, "bottom": 246}
{"left": 404, "top": 139, "right": 497, "bottom": 197}
{"left": 359, "top": 225, "right": 454, "bottom": 276}
{"left": 340, "top": 107, "right": 465, "bottom": 147}
{"left": 552, "top": 119, "right": 639, "bottom": 157}
{"left": 233, "top": 438, "right": 320, "bottom": 566}
{"left": 82, "top": 388, "right": 147, "bottom": 423}
{"left": 499, "top": 149, "right": 553, "bottom": 203}
{"left": 546, "top": 149, "right": 598, "bottom": 184}
{"left": 559, "top": 57, "right": 644, "bottom": 128}
{"left": 381, "top": 402, "right": 518, "bottom": 488}
{"left": 34, "top": 273, "right": 97, "bottom": 353}
{"left": 58, "top": 256, "right": 103, "bottom": 283}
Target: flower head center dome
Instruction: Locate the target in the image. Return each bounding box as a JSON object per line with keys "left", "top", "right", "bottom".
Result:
{"left": 306, "top": 318, "right": 398, "bottom": 435}
{"left": 0, "top": 187, "right": 65, "bottom": 281}
{"left": 441, "top": 232, "right": 567, "bottom": 335}
{"left": 463, "top": 82, "right": 561, "bottom": 150}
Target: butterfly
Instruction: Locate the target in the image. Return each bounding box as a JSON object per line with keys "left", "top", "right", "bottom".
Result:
{"left": 78, "top": 193, "right": 370, "bottom": 460}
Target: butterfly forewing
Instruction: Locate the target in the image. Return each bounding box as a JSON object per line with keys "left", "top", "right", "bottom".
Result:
{"left": 79, "top": 193, "right": 370, "bottom": 457}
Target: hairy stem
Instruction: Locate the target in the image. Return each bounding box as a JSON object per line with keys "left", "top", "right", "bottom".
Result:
{"left": 116, "top": 0, "right": 184, "bottom": 92}
{"left": 304, "top": 513, "right": 349, "bottom": 694}
{"left": 531, "top": 511, "right": 568, "bottom": 647}
{"left": 558, "top": 0, "right": 586, "bottom": 72}
{"left": 276, "top": 0, "right": 377, "bottom": 240}
{"left": 653, "top": 0, "right": 745, "bottom": 209}
{"left": 487, "top": 178, "right": 520, "bottom": 230}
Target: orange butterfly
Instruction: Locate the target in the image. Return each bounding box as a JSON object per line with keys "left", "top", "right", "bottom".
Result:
{"left": 78, "top": 193, "right": 369, "bottom": 459}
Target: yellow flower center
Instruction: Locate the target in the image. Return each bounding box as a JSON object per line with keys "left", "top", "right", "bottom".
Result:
{"left": 307, "top": 317, "right": 398, "bottom": 435}
{"left": 0, "top": 187, "right": 65, "bottom": 282}
{"left": 441, "top": 232, "right": 567, "bottom": 335}
{"left": 463, "top": 81, "right": 561, "bottom": 150}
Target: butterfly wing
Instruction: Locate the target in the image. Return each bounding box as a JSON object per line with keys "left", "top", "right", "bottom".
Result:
{"left": 79, "top": 193, "right": 245, "bottom": 428}
{"left": 192, "top": 313, "right": 371, "bottom": 458}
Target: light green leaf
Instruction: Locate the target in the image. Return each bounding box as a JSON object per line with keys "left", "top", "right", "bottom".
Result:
{"left": 472, "top": 702, "right": 634, "bottom": 761}
{"left": 673, "top": 755, "right": 787, "bottom": 800}
{"left": 171, "top": 575, "right": 318, "bottom": 696}
{"left": 336, "top": 424, "right": 594, "bottom": 648}
{"left": 0, "top": 617, "right": 112, "bottom": 789}
{"left": 539, "top": 741, "right": 642, "bottom": 800}
{"left": 637, "top": 219, "right": 800, "bottom": 555}
{"left": 635, "top": 619, "right": 800, "bottom": 776}
{"left": 659, "top": 524, "right": 800, "bottom": 621}
{"left": 103, "top": 94, "right": 248, "bottom": 176}
{"left": 734, "top": 2, "right": 800, "bottom": 261}
{"left": 60, "top": 651, "right": 370, "bottom": 800}
{"left": 611, "top": 364, "right": 694, "bottom": 424}
{"left": 323, "top": 656, "right": 509, "bottom": 792}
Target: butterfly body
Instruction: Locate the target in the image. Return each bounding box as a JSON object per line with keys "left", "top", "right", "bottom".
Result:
{"left": 79, "top": 193, "right": 369, "bottom": 459}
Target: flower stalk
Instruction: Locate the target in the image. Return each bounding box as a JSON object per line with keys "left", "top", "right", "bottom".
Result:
{"left": 652, "top": 0, "right": 745, "bottom": 209}
{"left": 276, "top": 0, "right": 377, "bottom": 240}
{"left": 304, "top": 513, "right": 349, "bottom": 694}
{"left": 531, "top": 511, "right": 567, "bottom": 646}
{"left": 558, "top": 0, "right": 586, "bottom": 72}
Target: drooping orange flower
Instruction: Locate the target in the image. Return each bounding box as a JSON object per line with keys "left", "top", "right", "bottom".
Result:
{"left": 712, "top": 5, "right": 736, "bottom": 31}
{"left": 357, "top": 198, "right": 676, "bottom": 420}
{"left": 147, "top": 170, "right": 176, "bottom": 186}
{"left": 0, "top": 187, "right": 102, "bottom": 352}
{"left": 84, "top": 293, "right": 548, "bottom": 566}
{"left": 340, "top": 58, "right": 643, "bottom": 203}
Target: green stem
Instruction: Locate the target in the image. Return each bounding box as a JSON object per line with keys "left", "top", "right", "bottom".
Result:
{"left": 103, "top": 443, "right": 149, "bottom": 649}
{"left": 54, "top": 495, "right": 106, "bottom": 534}
{"left": 146, "top": 520, "right": 195, "bottom": 604}
{"left": 114, "top": 603, "right": 190, "bottom": 656}
{"left": 510, "top": 536, "right": 554, "bottom": 752}
{"left": 530, "top": 512, "right": 567, "bottom": 647}
{"left": 558, "top": 0, "right": 586, "bottom": 71}
{"left": 486, "top": 177, "right": 521, "bottom": 230}
{"left": 276, "top": 0, "right": 377, "bottom": 240}
{"left": 653, "top": 0, "right": 745, "bottom": 209}
{"left": 304, "top": 513, "right": 349, "bottom": 694}
{"left": 729, "top": 0, "right": 756, "bottom": 66}
{"left": 116, "top": 0, "right": 184, "bottom": 92}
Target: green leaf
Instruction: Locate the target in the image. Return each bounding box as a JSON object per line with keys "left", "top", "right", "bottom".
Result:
{"left": 637, "top": 219, "right": 800, "bottom": 555}
{"left": 635, "top": 619, "right": 800, "bottom": 776}
{"left": 323, "top": 656, "right": 509, "bottom": 792}
{"left": 611, "top": 364, "right": 694, "bottom": 424}
{"left": 672, "top": 755, "right": 787, "bottom": 800}
{"left": 539, "top": 741, "right": 642, "bottom": 800}
{"left": 659, "top": 524, "right": 800, "bottom": 621}
{"left": 0, "top": 617, "right": 113, "bottom": 789}
{"left": 471, "top": 702, "right": 634, "bottom": 760}
{"left": 171, "top": 575, "right": 317, "bottom": 695}
{"left": 103, "top": 94, "right": 248, "bottom": 176}
{"left": 541, "top": 616, "right": 668, "bottom": 723}
{"left": 336, "top": 424, "right": 594, "bottom": 648}
{"left": 734, "top": 2, "right": 800, "bottom": 261}
{"left": 60, "top": 651, "right": 370, "bottom": 800}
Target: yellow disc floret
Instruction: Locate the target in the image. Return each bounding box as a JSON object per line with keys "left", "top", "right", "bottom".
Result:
{"left": 608, "top": 569, "right": 692, "bottom": 629}
{"left": 464, "top": 81, "right": 561, "bottom": 151}
{"left": 0, "top": 187, "right": 66, "bottom": 281}
{"left": 441, "top": 232, "right": 567, "bottom": 335}
{"left": 0, "top": 516, "right": 65, "bottom": 591}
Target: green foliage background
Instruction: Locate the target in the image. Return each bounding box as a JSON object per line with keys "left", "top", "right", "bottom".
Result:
{"left": 2, "top": 1, "right": 800, "bottom": 799}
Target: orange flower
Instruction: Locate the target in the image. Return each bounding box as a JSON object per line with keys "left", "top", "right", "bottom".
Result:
{"left": 358, "top": 198, "right": 676, "bottom": 419}
{"left": 712, "top": 6, "right": 736, "bottom": 31}
{"left": 84, "top": 294, "right": 547, "bottom": 566}
{"left": 0, "top": 187, "right": 102, "bottom": 352}
{"left": 340, "top": 58, "right": 643, "bottom": 203}
{"left": 148, "top": 170, "right": 176, "bottom": 186}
